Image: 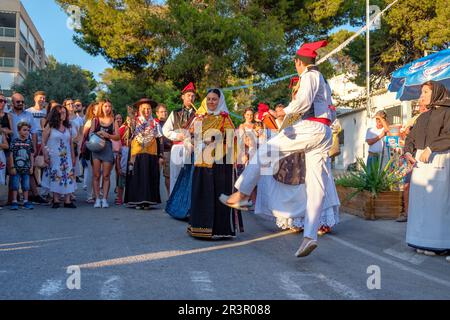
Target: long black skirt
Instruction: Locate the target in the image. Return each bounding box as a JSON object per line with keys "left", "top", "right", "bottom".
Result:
{"left": 188, "top": 164, "right": 243, "bottom": 239}
{"left": 125, "top": 153, "right": 161, "bottom": 206}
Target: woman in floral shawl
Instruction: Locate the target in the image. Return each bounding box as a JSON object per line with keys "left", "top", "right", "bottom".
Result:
{"left": 124, "top": 98, "right": 163, "bottom": 209}
{"left": 187, "top": 89, "right": 244, "bottom": 239}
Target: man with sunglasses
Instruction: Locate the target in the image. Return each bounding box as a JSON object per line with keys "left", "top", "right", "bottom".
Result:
{"left": 74, "top": 100, "right": 84, "bottom": 118}
{"left": 10, "top": 93, "right": 37, "bottom": 148}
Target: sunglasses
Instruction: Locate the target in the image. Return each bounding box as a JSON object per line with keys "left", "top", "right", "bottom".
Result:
{"left": 15, "top": 100, "right": 25, "bottom": 104}
{"left": 0, "top": 99, "right": 6, "bottom": 103}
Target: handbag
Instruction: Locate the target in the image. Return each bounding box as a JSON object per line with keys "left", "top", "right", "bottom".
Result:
{"left": 86, "top": 132, "right": 106, "bottom": 152}
{"left": 34, "top": 144, "right": 46, "bottom": 168}
{"left": 84, "top": 117, "right": 106, "bottom": 152}
{"left": 34, "top": 155, "right": 46, "bottom": 168}
{"left": 273, "top": 152, "right": 306, "bottom": 185}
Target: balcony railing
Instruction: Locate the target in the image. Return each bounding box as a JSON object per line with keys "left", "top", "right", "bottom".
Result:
{"left": 0, "top": 57, "right": 15, "bottom": 67}
{"left": 0, "top": 27, "right": 16, "bottom": 38}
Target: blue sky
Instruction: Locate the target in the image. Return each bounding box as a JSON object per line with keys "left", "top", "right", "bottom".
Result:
{"left": 21, "top": 0, "right": 111, "bottom": 80}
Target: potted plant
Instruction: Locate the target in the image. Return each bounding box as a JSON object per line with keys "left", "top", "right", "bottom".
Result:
{"left": 335, "top": 157, "right": 404, "bottom": 220}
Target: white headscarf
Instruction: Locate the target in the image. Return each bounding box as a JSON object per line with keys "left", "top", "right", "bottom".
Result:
{"left": 206, "top": 89, "right": 229, "bottom": 115}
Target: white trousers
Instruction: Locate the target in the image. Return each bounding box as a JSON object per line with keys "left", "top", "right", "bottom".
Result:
{"left": 235, "top": 120, "right": 333, "bottom": 240}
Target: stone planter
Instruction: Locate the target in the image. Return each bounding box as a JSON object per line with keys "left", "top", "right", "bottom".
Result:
{"left": 336, "top": 185, "right": 403, "bottom": 220}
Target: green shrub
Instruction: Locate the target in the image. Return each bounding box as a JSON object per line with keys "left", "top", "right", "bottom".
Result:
{"left": 335, "top": 157, "right": 404, "bottom": 198}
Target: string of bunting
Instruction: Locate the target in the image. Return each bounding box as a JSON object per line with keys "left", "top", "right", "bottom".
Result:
{"left": 218, "top": 0, "right": 399, "bottom": 92}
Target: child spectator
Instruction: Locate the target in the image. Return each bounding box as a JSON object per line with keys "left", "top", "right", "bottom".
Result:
{"left": 9, "top": 122, "right": 34, "bottom": 210}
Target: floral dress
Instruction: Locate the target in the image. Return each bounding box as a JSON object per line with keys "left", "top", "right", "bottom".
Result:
{"left": 42, "top": 128, "right": 76, "bottom": 195}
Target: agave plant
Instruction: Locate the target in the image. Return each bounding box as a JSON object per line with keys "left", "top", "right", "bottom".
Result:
{"left": 335, "top": 157, "right": 404, "bottom": 198}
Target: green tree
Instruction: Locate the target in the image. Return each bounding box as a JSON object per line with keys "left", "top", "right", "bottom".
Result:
{"left": 344, "top": 0, "right": 449, "bottom": 87}
{"left": 12, "top": 56, "right": 97, "bottom": 106}
{"left": 56, "top": 0, "right": 449, "bottom": 104}
{"left": 55, "top": 0, "right": 361, "bottom": 88}
{"left": 98, "top": 68, "right": 181, "bottom": 116}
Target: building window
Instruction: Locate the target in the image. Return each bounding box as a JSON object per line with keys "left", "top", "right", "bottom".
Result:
{"left": 19, "top": 17, "right": 28, "bottom": 46}
{"left": 0, "top": 41, "right": 15, "bottom": 67}
{"left": 385, "top": 105, "right": 402, "bottom": 125}
{"left": 0, "top": 11, "right": 17, "bottom": 38}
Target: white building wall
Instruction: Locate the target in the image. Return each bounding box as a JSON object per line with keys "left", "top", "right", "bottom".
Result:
{"left": 329, "top": 73, "right": 416, "bottom": 171}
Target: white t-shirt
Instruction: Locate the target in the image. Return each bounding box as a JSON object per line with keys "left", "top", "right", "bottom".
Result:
{"left": 25, "top": 106, "right": 47, "bottom": 143}
{"left": 72, "top": 115, "right": 84, "bottom": 130}
{"left": 70, "top": 116, "right": 83, "bottom": 137}
{"left": 366, "top": 127, "right": 385, "bottom": 154}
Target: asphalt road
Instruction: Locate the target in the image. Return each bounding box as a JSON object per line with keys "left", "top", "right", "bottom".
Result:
{"left": 1, "top": 188, "right": 449, "bottom": 300}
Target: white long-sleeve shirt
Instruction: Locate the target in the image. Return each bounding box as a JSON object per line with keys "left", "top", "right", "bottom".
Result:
{"left": 284, "top": 68, "right": 333, "bottom": 120}
{"left": 162, "top": 111, "right": 181, "bottom": 142}
{"left": 162, "top": 108, "right": 195, "bottom": 142}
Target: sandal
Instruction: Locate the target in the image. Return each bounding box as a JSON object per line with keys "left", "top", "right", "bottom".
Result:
{"left": 219, "top": 194, "right": 253, "bottom": 211}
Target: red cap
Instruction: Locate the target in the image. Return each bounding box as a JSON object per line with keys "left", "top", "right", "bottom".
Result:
{"left": 296, "top": 40, "right": 328, "bottom": 58}
{"left": 182, "top": 82, "right": 196, "bottom": 94}
{"left": 257, "top": 103, "right": 269, "bottom": 121}
{"left": 289, "top": 76, "right": 299, "bottom": 88}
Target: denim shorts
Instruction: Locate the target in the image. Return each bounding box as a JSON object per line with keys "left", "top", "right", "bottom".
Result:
{"left": 10, "top": 174, "right": 30, "bottom": 192}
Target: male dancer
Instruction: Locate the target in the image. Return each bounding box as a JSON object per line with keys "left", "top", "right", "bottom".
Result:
{"left": 221, "top": 40, "right": 336, "bottom": 257}
{"left": 162, "top": 83, "right": 196, "bottom": 194}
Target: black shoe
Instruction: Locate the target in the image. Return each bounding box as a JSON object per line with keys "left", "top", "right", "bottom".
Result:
{"left": 34, "top": 195, "right": 49, "bottom": 205}
{"left": 64, "top": 202, "right": 77, "bottom": 209}
{"left": 52, "top": 202, "right": 61, "bottom": 209}
{"left": 76, "top": 177, "right": 83, "bottom": 183}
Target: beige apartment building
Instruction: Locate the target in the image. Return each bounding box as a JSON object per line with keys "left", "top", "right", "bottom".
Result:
{"left": 0, "top": 0, "right": 47, "bottom": 97}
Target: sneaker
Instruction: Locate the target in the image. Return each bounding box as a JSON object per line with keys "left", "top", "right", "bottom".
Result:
{"left": 94, "top": 199, "right": 102, "bottom": 208}
{"left": 86, "top": 198, "right": 95, "bottom": 204}
{"left": 295, "top": 238, "right": 318, "bottom": 257}
{"left": 10, "top": 202, "right": 19, "bottom": 210}
{"left": 416, "top": 249, "right": 425, "bottom": 254}
{"left": 101, "top": 199, "right": 109, "bottom": 208}
{"left": 423, "top": 250, "right": 436, "bottom": 256}
{"left": 23, "top": 201, "right": 34, "bottom": 210}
